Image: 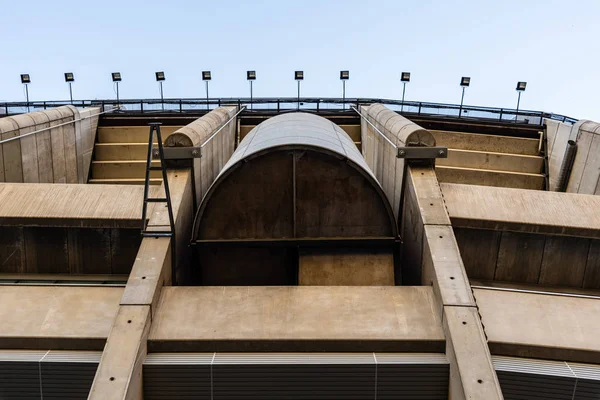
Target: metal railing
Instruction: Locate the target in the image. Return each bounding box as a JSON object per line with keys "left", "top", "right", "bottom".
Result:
{"left": 0, "top": 97, "right": 578, "bottom": 125}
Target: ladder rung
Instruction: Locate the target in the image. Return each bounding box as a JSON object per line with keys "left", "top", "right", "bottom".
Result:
{"left": 146, "top": 198, "right": 168, "bottom": 203}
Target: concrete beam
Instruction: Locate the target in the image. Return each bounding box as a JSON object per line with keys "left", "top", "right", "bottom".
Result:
{"left": 148, "top": 286, "right": 444, "bottom": 352}
{"left": 402, "top": 166, "right": 503, "bottom": 400}
{"left": 88, "top": 169, "right": 194, "bottom": 400}
{"left": 88, "top": 306, "right": 150, "bottom": 400}
{"left": 435, "top": 165, "right": 545, "bottom": 190}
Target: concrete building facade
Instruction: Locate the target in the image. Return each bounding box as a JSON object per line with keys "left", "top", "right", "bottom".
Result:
{"left": 0, "top": 97, "right": 599, "bottom": 399}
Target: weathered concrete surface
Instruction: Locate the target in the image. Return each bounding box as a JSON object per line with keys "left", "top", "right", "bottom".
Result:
{"left": 88, "top": 306, "right": 150, "bottom": 400}
{"left": 0, "top": 106, "right": 100, "bottom": 184}
{"left": 566, "top": 119, "right": 600, "bottom": 194}
{"left": 430, "top": 130, "right": 540, "bottom": 155}
{"left": 401, "top": 166, "right": 503, "bottom": 400}
{"left": 437, "top": 148, "right": 544, "bottom": 174}
{"left": 441, "top": 183, "right": 600, "bottom": 238}
{"left": 298, "top": 252, "right": 394, "bottom": 285}
{"left": 148, "top": 286, "right": 444, "bottom": 352}
{"left": 165, "top": 106, "right": 237, "bottom": 203}
{"left": 0, "top": 286, "right": 122, "bottom": 349}
{"left": 0, "top": 183, "right": 156, "bottom": 228}
{"left": 475, "top": 288, "right": 600, "bottom": 363}
{"left": 361, "top": 103, "right": 435, "bottom": 221}
{"left": 436, "top": 165, "right": 545, "bottom": 190}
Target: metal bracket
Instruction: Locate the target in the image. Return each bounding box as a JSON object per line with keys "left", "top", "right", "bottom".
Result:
{"left": 397, "top": 146, "right": 448, "bottom": 159}
{"left": 152, "top": 146, "right": 202, "bottom": 160}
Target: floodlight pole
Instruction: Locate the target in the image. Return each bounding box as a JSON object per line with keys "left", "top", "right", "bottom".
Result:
{"left": 297, "top": 80, "right": 301, "bottom": 110}
{"left": 250, "top": 80, "right": 253, "bottom": 110}
{"left": 401, "top": 82, "right": 407, "bottom": 113}
{"left": 159, "top": 81, "right": 164, "bottom": 111}
{"left": 459, "top": 86, "right": 466, "bottom": 118}
{"left": 515, "top": 91, "right": 522, "bottom": 123}
{"left": 116, "top": 81, "right": 120, "bottom": 109}
{"left": 24, "top": 84, "right": 30, "bottom": 112}
{"left": 342, "top": 80, "right": 346, "bottom": 110}
{"left": 68, "top": 82, "right": 73, "bottom": 105}
{"left": 205, "top": 81, "right": 209, "bottom": 110}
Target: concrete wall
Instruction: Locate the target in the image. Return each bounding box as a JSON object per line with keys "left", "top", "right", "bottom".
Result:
{"left": 566, "top": 120, "right": 600, "bottom": 194}
{"left": 0, "top": 106, "right": 100, "bottom": 184}
{"left": 360, "top": 103, "right": 435, "bottom": 221}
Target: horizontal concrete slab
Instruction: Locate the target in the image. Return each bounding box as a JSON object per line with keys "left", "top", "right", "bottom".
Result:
{"left": 437, "top": 148, "right": 544, "bottom": 174}
{"left": 0, "top": 183, "right": 158, "bottom": 227}
{"left": 431, "top": 130, "right": 540, "bottom": 155}
{"left": 149, "top": 286, "right": 444, "bottom": 352}
{"left": 0, "top": 286, "right": 122, "bottom": 349}
{"left": 94, "top": 143, "right": 147, "bottom": 161}
{"left": 91, "top": 160, "right": 161, "bottom": 179}
{"left": 435, "top": 165, "right": 545, "bottom": 190}
{"left": 97, "top": 126, "right": 181, "bottom": 143}
{"left": 474, "top": 287, "right": 600, "bottom": 363}
{"left": 441, "top": 183, "right": 600, "bottom": 238}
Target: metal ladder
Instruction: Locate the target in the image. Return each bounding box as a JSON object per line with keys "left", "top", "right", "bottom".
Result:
{"left": 141, "top": 122, "right": 176, "bottom": 239}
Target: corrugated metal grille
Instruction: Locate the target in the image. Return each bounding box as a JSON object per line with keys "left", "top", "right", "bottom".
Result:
{"left": 143, "top": 352, "right": 449, "bottom": 400}
{"left": 492, "top": 356, "right": 600, "bottom": 400}
{"left": 0, "top": 350, "right": 100, "bottom": 400}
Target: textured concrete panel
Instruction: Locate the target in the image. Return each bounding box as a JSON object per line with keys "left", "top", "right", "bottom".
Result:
{"left": 475, "top": 288, "right": 600, "bottom": 363}
{"left": 0, "top": 286, "right": 122, "bottom": 349}
{"left": 149, "top": 286, "right": 444, "bottom": 352}
{"left": 298, "top": 252, "right": 394, "bottom": 285}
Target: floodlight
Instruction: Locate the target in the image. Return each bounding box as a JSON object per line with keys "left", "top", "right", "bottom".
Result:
{"left": 247, "top": 70, "right": 256, "bottom": 80}
{"left": 202, "top": 71, "right": 211, "bottom": 81}
{"left": 460, "top": 77, "right": 470, "bottom": 87}
{"left": 21, "top": 74, "right": 31, "bottom": 84}
{"left": 516, "top": 81, "right": 527, "bottom": 91}
{"left": 155, "top": 71, "right": 165, "bottom": 81}
{"left": 401, "top": 72, "right": 411, "bottom": 82}
{"left": 64, "top": 72, "right": 74, "bottom": 82}
{"left": 112, "top": 72, "right": 121, "bottom": 82}
{"left": 340, "top": 70, "right": 349, "bottom": 80}
{"left": 295, "top": 71, "right": 304, "bottom": 80}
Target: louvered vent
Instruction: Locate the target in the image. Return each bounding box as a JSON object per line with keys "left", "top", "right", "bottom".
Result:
{"left": 493, "top": 356, "right": 600, "bottom": 400}
{"left": 0, "top": 350, "right": 100, "bottom": 400}
{"left": 143, "top": 352, "right": 449, "bottom": 400}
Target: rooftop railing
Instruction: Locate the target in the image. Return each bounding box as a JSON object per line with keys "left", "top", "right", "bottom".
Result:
{"left": 0, "top": 97, "right": 578, "bottom": 125}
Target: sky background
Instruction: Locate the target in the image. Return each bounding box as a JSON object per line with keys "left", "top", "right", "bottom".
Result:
{"left": 1, "top": 0, "right": 598, "bottom": 120}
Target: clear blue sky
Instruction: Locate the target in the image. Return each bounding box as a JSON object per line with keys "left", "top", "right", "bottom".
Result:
{"left": 1, "top": 0, "right": 598, "bottom": 120}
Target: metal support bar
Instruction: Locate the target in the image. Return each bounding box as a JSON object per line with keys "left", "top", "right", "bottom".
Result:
{"left": 397, "top": 146, "right": 448, "bottom": 159}
{"left": 152, "top": 147, "right": 202, "bottom": 160}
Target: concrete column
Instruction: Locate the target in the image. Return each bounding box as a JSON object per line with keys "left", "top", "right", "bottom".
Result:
{"left": 88, "top": 169, "right": 193, "bottom": 400}
{"left": 403, "top": 166, "right": 504, "bottom": 400}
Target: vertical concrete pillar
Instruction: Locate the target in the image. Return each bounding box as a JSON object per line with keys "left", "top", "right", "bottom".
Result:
{"left": 403, "top": 166, "right": 504, "bottom": 400}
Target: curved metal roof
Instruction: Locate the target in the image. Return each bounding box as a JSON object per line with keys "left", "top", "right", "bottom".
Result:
{"left": 192, "top": 112, "right": 397, "bottom": 240}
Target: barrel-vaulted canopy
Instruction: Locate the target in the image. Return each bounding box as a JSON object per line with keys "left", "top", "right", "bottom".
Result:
{"left": 192, "top": 112, "right": 397, "bottom": 285}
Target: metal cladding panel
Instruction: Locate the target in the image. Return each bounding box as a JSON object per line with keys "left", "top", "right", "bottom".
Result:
{"left": 0, "top": 351, "right": 100, "bottom": 400}
{"left": 493, "top": 356, "right": 600, "bottom": 400}
{"left": 0, "top": 361, "right": 41, "bottom": 399}
{"left": 143, "top": 353, "right": 449, "bottom": 400}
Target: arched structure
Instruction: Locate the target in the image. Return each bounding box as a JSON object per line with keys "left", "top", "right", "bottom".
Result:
{"left": 191, "top": 112, "right": 397, "bottom": 285}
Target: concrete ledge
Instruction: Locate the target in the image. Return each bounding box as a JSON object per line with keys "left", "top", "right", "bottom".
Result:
{"left": 441, "top": 183, "right": 600, "bottom": 238}
{"left": 364, "top": 103, "right": 435, "bottom": 147}
{"left": 475, "top": 287, "right": 600, "bottom": 363}
{"left": 0, "top": 183, "right": 156, "bottom": 228}
{"left": 0, "top": 286, "right": 122, "bottom": 349}
{"left": 164, "top": 107, "right": 235, "bottom": 147}
{"left": 148, "top": 286, "right": 444, "bottom": 352}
